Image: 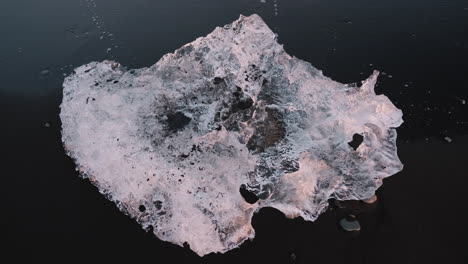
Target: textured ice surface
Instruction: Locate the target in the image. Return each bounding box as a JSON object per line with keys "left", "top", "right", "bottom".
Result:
{"left": 60, "top": 14, "right": 403, "bottom": 256}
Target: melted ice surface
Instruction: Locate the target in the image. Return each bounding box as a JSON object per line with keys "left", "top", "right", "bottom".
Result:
{"left": 60, "top": 14, "right": 403, "bottom": 256}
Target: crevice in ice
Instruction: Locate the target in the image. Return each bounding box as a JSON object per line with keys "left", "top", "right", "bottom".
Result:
{"left": 60, "top": 14, "right": 403, "bottom": 256}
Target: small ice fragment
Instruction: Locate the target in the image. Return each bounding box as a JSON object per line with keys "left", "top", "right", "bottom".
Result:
{"left": 339, "top": 215, "right": 361, "bottom": 231}
{"left": 45, "top": 122, "right": 51, "bottom": 128}
{"left": 404, "top": 84, "right": 409, "bottom": 87}
{"left": 106, "top": 48, "right": 112, "bottom": 53}
{"left": 462, "top": 99, "right": 466, "bottom": 105}
{"left": 260, "top": 0, "right": 266, "bottom": 3}
{"left": 388, "top": 75, "right": 393, "bottom": 78}
{"left": 41, "top": 69, "right": 51, "bottom": 76}
{"left": 362, "top": 194, "right": 377, "bottom": 204}
{"left": 444, "top": 137, "right": 452, "bottom": 143}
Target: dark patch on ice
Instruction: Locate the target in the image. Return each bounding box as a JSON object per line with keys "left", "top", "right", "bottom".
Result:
{"left": 154, "top": 200, "right": 163, "bottom": 210}
{"left": 213, "top": 77, "right": 224, "bottom": 85}
{"left": 166, "top": 112, "right": 191, "bottom": 133}
{"left": 247, "top": 108, "right": 286, "bottom": 153}
{"left": 281, "top": 159, "right": 300, "bottom": 173}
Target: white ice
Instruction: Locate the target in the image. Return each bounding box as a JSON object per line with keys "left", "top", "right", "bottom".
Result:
{"left": 60, "top": 14, "right": 403, "bottom": 256}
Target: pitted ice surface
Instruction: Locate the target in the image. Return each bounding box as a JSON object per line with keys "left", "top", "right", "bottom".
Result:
{"left": 60, "top": 14, "right": 403, "bottom": 256}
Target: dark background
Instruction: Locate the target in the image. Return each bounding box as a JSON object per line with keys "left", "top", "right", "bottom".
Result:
{"left": 2, "top": 0, "right": 467, "bottom": 263}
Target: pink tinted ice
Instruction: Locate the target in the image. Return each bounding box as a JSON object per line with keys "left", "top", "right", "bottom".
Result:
{"left": 60, "top": 14, "right": 403, "bottom": 256}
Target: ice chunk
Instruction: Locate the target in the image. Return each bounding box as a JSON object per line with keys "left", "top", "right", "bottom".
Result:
{"left": 60, "top": 14, "right": 403, "bottom": 256}
{"left": 362, "top": 194, "right": 378, "bottom": 204}
{"left": 339, "top": 215, "right": 361, "bottom": 231}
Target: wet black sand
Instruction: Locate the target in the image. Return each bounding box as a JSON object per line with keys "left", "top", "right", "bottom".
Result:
{"left": 2, "top": 0, "right": 467, "bottom": 263}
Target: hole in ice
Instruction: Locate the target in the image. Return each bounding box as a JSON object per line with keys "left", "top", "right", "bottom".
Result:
{"left": 146, "top": 225, "right": 154, "bottom": 233}
{"left": 239, "top": 184, "right": 259, "bottom": 204}
{"left": 153, "top": 200, "right": 163, "bottom": 210}
{"left": 213, "top": 77, "right": 224, "bottom": 85}
{"left": 138, "top": 205, "right": 146, "bottom": 212}
{"left": 348, "top": 133, "right": 364, "bottom": 151}
{"left": 166, "top": 112, "right": 191, "bottom": 133}
{"left": 237, "top": 96, "right": 254, "bottom": 110}
{"left": 183, "top": 242, "right": 191, "bottom": 250}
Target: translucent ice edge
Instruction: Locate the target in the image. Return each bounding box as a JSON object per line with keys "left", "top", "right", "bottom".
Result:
{"left": 60, "top": 14, "right": 403, "bottom": 256}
